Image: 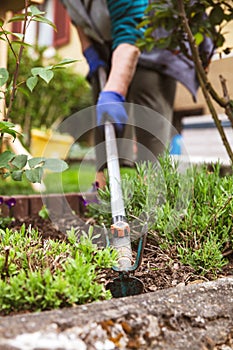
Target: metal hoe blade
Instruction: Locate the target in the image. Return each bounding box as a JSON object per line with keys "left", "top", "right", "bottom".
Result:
{"left": 106, "top": 274, "right": 144, "bottom": 298}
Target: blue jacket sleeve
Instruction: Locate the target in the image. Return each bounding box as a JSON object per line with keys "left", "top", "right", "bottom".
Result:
{"left": 107, "top": 0, "right": 147, "bottom": 50}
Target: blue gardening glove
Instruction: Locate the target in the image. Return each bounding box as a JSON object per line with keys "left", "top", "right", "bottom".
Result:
{"left": 83, "top": 45, "right": 106, "bottom": 80}
{"left": 96, "top": 91, "right": 128, "bottom": 135}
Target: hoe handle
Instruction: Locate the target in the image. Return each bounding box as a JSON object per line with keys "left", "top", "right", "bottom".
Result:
{"left": 98, "top": 67, "right": 132, "bottom": 271}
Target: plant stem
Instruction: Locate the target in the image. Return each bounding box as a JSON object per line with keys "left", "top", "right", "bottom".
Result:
{"left": 219, "top": 75, "right": 233, "bottom": 128}
{"left": 196, "top": 69, "right": 233, "bottom": 162}
{"left": 5, "top": 1, "right": 29, "bottom": 121}
{"left": 2, "top": 246, "right": 10, "bottom": 278}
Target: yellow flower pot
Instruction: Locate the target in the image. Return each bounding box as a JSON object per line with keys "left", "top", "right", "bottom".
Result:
{"left": 30, "top": 129, "right": 74, "bottom": 159}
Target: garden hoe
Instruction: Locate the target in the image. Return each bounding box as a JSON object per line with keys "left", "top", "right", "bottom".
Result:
{"left": 98, "top": 68, "right": 147, "bottom": 298}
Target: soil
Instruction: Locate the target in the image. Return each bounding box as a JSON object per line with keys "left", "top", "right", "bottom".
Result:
{"left": 11, "top": 213, "right": 233, "bottom": 294}
{"left": 3, "top": 214, "right": 233, "bottom": 349}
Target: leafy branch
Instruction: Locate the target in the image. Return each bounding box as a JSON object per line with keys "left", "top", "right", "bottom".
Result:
{"left": 177, "top": 0, "right": 233, "bottom": 162}
{"left": 0, "top": 1, "right": 77, "bottom": 184}
{"left": 0, "top": 3, "right": 55, "bottom": 120}
{"left": 138, "top": 0, "right": 233, "bottom": 163}
{"left": 0, "top": 150, "right": 68, "bottom": 183}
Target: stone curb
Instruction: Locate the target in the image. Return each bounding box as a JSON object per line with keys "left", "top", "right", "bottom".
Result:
{"left": 0, "top": 277, "right": 233, "bottom": 350}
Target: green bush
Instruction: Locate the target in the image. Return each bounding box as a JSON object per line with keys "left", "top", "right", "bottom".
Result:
{"left": 7, "top": 47, "right": 92, "bottom": 137}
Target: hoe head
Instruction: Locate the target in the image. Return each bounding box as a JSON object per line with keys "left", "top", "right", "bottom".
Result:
{"left": 105, "top": 221, "right": 148, "bottom": 298}
{"left": 106, "top": 273, "right": 144, "bottom": 298}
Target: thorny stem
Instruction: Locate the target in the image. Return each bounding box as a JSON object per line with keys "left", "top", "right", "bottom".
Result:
{"left": 177, "top": 0, "right": 233, "bottom": 163}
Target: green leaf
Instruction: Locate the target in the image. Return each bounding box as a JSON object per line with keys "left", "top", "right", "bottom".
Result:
{"left": 209, "top": 5, "right": 225, "bottom": 26}
{"left": 11, "top": 170, "right": 23, "bottom": 181}
{"left": 0, "top": 150, "right": 15, "bottom": 168}
{"left": 144, "top": 27, "right": 154, "bottom": 37}
{"left": 0, "top": 120, "right": 18, "bottom": 140}
{"left": 38, "top": 205, "right": 49, "bottom": 220}
{"left": 31, "top": 67, "right": 44, "bottom": 76}
{"left": 32, "top": 15, "right": 57, "bottom": 30}
{"left": 25, "top": 168, "right": 43, "bottom": 183}
{"left": 26, "top": 76, "right": 38, "bottom": 92}
{"left": 215, "top": 33, "right": 225, "bottom": 48}
{"left": 8, "top": 15, "right": 26, "bottom": 23}
{"left": 194, "top": 32, "right": 204, "bottom": 46}
{"left": 0, "top": 121, "right": 15, "bottom": 129}
{"left": 0, "top": 18, "right": 4, "bottom": 26}
{"left": 155, "top": 35, "right": 172, "bottom": 49}
{"left": 6, "top": 129, "right": 17, "bottom": 139}
{"left": 28, "top": 157, "right": 45, "bottom": 168}
{"left": 137, "top": 19, "right": 150, "bottom": 28}
{"left": 0, "top": 30, "right": 13, "bottom": 35}
{"left": 0, "top": 68, "right": 9, "bottom": 87}
{"left": 31, "top": 67, "right": 54, "bottom": 83}
{"left": 11, "top": 41, "right": 32, "bottom": 48}
{"left": 11, "top": 154, "right": 28, "bottom": 169}
{"left": 53, "top": 58, "right": 78, "bottom": 68}
{"left": 29, "top": 5, "right": 45, "bottom": 16}
{"left": 17, "top": 86, "right": 30, "bottom": 97}
{"left": 12, "top": 33, "right": 24, "bottom": 40}
{"left": 38, "top": 69, "right": 54, "bottom": 84}
{"left": 43, "top": 159, "right": 69, "bottom": 173}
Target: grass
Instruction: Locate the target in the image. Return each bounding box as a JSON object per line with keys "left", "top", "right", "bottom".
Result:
{"left": 44, "top": 162, "right": 96, "bottom": 193}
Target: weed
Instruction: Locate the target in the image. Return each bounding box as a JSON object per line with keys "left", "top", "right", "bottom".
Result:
{"left": 38, "top": 205, "right": 50, "bottom": 220}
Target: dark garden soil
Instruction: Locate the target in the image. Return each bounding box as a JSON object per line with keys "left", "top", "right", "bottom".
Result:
{"left": 11, "top": 213, "right": 233, "bottom": 294}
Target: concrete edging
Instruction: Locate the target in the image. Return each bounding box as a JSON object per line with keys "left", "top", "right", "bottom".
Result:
{"left": 0, "top": 277, "right": 233, "bottom": 349}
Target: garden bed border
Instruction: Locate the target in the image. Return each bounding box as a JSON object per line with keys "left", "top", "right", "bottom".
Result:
{"left": 1, "top": 193, "right": 96, "bottom": 219}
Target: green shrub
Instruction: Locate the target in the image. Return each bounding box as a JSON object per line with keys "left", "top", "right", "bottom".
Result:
{"left": 7, "top": 47, "right": 92, "bottom": 136}
{"left": 0, "top": 225, "right": 117, "bottom": 315}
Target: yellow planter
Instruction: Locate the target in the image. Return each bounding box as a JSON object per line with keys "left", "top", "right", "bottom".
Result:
{"left": 30, "top": 129, "right": 74, "bottom": 159}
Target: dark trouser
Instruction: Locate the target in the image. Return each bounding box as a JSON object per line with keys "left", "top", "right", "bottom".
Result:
{"left": 94, "top": 66, "right": 177, "bottom": 171}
